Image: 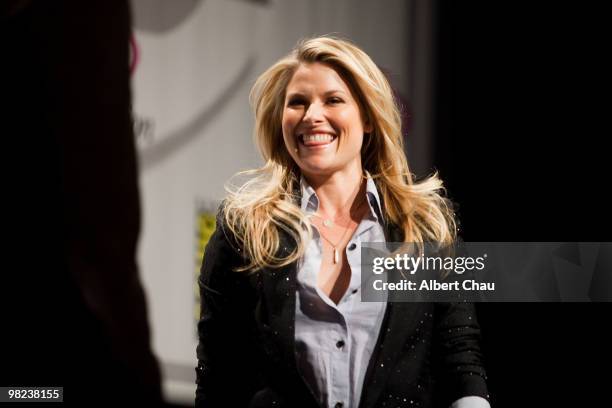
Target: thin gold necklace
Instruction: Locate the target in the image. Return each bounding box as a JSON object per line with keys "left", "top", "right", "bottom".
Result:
{"left": 310, "top": 193, "right": 369, "bottom": 264}
{"left": 316, "top": 222, "right": 350, "bottom": 264}
{"left": 312, "top": 193, "right": 368, "bottom": 228}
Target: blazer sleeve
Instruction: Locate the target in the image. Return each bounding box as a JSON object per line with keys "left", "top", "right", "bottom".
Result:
{"left": 433, "top": 302, "right": 490, "bottom": 408}
{"left": 195, "top": 212, "right": 263, "bottom": 407}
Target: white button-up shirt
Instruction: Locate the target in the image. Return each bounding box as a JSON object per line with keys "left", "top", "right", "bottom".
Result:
{"left": 294, "top": 175, "right": 387, "bottom": 408}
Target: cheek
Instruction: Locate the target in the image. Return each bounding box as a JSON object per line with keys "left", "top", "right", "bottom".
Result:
{"left": 337, "top": 109, "right": 364, "bottom": 134}
{"left": 336, "top": 110, "right": 365, "bottom": 150}
{"left": 282, "top": 112, "right": 297, "bottom": 138}
{"left": 282, "top": 116, "right": 301, "bottom": 155}
{"left": 333, "top": 110, "right": 364, "bottom": 153}
{"left": 282, "top": 133, "right": 294, "bottom": 153}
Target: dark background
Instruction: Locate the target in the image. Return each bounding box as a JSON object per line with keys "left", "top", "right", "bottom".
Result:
{"left": 433, "top": 2, "right": 609, "bottom": 407}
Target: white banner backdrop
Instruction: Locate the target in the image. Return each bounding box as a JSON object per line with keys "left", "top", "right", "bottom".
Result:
{"left": 130, "top": 0, "right": 416, "bottom": 403}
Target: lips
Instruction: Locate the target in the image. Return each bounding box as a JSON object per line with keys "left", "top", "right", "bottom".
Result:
{"left": 298, "top": 133, "right": 337, "bottom": 147}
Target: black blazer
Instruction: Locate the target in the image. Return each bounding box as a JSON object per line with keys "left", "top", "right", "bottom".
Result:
{"left": 196, "top": 204, "right": 489, "bottom": 408}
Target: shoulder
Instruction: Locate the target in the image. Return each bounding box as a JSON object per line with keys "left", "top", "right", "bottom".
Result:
{"left": 214, "top": 201, "right": 244, "bottom": 255}
{"left": 200, "top": 203, "right": 246, "bottom": 279}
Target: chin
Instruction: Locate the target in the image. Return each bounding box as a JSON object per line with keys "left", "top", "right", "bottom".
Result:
{"left": 298, "top": 162, "right": 339, "bottom": 177}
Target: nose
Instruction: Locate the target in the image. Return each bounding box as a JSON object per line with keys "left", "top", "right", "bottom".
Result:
{"left": 302, "top": 101, "right": 325, "bottom": 124}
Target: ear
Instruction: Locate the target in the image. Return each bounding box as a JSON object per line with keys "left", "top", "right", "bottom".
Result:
{"left": 363, "top": 120, "right": 373, "bottom": 134}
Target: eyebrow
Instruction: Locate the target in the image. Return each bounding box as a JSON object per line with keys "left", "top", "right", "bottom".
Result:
{"left": 286, "top": 89, "right": 348, "bottom": 98}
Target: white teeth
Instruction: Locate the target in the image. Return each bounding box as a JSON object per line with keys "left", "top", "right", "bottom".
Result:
{"left": 301, "top": 133, "right": 334, "bottom": 143}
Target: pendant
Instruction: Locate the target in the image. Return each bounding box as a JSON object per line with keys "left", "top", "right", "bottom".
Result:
{"left": 323, "top": 219, "right": 332, "bottom": 227}
{"left": 333, "top": 247, "right": 339, "bottom": 264}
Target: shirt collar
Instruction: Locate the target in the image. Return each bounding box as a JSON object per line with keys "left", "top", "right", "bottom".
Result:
{"left": 299, "top": 176, "right": 318, "bottom": 213}
{"left": 299, "top": 171, "right": 385, "bottom": 223}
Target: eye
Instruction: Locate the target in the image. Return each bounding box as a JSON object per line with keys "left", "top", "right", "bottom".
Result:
{"left": 327, "top": 97, "right": 344, "bottom": 105}
{"left": 287, "top": 97, "right": 306, "bottom": 107}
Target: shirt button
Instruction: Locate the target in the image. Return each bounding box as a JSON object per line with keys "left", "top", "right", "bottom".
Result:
{"left": 348, "top": 243, "right": 357, "bottom": 250}
{"left": 336, "top": 340, "right": 345, "bottom": 349}
{"left": 334, "top": 403, "right": 343, "bottom": 408}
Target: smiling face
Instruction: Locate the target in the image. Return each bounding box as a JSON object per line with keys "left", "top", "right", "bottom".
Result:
{"left": 281, "top": 62, "right": 371, "bottom": 179}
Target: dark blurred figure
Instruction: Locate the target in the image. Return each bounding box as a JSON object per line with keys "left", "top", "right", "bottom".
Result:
{"left": 1, "top": 0, "right": 162, "bottom": 404}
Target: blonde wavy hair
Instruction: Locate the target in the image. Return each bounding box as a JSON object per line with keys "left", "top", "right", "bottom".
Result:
{"left": 223, "top": 35, "right": 457, "bottom": 272}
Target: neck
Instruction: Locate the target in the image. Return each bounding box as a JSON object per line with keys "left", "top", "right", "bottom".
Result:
{"left": 303, "top": 165, "right": 366, "bottom": 217}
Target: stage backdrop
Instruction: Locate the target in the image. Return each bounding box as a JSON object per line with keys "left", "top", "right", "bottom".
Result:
{"left": 130, "top": 0, "right": 432, "bottom": 403}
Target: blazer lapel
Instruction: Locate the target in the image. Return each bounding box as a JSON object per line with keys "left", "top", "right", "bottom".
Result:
{"left": 260, "top": 234, "right": 299, "bottom": 374}
{"left": 358, "top": 222, "right": 423, "bottom": 408}
{"left": 358, "top": 302, "right": 425, "bottom": 408}
{"left": 259, "top": 226, "right": 322, "bottom": 407}
{"left": 259, "top": 181, "right": 307, "bottom": 388}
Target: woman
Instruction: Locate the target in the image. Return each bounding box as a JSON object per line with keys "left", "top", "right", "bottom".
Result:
{"left": 196, "top": 36, "right": 490, "bottom": 408}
